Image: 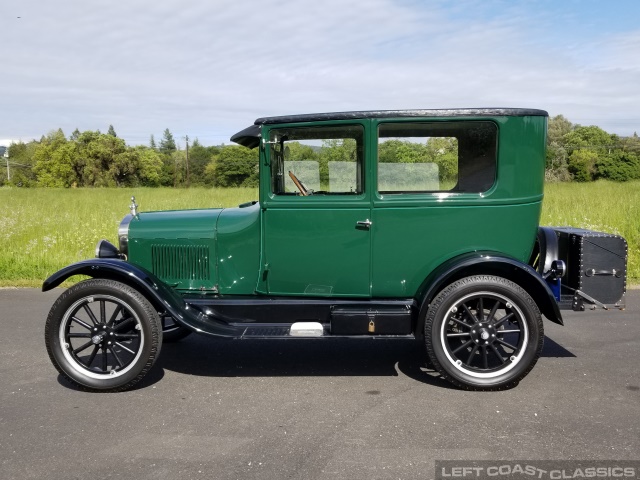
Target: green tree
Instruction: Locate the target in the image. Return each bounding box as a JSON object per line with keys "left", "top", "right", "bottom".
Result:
{"left": 378, "top": 139, "right": 405, "bottom": 164}
{"left": 562, "top": 125, "right": 619, "bottom": 182}
{"left": 546, "top": 115, "right": 573, "bottom": 180}
{"left": 548, "top": 115, "right": 573, "bottom": 145}
{"left": 159, "top": 128, "right": 177, "bottom": 154}
{"left": 563, "top": 126, "right": 615, "bottom": 155}
{"left": 33, "top": 129, "right": 159, "bottom": 187}
{"left": 284, "top": 142, "right": 317, "bottom": 162}
{"left": 568, "top": 149, "right": 598, "bottom": 182}
{"left": 379, "top": 137, "right": 457, "bottom": 183}
{"left": 188, "top": 144, "right": 219, "bottom": 185}
{"left": 150, "top": 134, "right": 157, "bottom": 150}
{"left": 426, "top": 137, "right": 458, "bottom": 182}
{"left": 207, "top": 145, "right": 258, "bottom": 187}
{"left": 620, "top": 132, "right": 640, "bottom": 155}
{"left": 136, "top": 147, "right": 164, "bottom": 186}
{"left": 319, "top": 138, "right": 357, "bottom": 163}
{"left": 595, "top": 151, "right": 640, "bottom": 181}
{"left": 171, "top": 150, "right": 186, "bottom": 187}
{"left": 33, "top": 129, "right": 79, "bottom": 187}
{"left": 315, "top": 138, "right": 358, "bottom": 187}
{"left": 75, "top": 131, "right": 127, "bottom": 186}
{"left": 158, "top": 155, "right": 176, "bottom": 186}
{"left": 4, "top": 141, "right": 39, "bottom": 186}
{"left": 110, "top": 149, "right": 139, "bottom": 185}
{"left": 107, "top": 125, "right": 117, "bottom": 137}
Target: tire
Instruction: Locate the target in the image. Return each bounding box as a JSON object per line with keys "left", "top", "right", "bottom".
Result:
{"left": 44, "top": 279, "right": 162, "bottom": 392}
{"left": 160, "top": 315, "right": 192, "bottom": 343}
{"left": 425, "top": 275, "right": 543, "bottom": 390}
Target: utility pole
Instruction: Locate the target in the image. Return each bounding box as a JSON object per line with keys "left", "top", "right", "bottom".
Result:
{"left": 183, "top": 135, "right": 190, "bottom": 187}
{"left": 3, "top": 149, "right": 9, "bottom": 182}
{"left": 173, "top": 155, "right": 177, "bottom": 188}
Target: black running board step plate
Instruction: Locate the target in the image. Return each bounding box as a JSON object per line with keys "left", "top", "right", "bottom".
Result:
{"left": 239, "top": 329, "right": 416, "bottom": 340}
{"left": 242, "top": 326, "right": 291, "bottom": 337}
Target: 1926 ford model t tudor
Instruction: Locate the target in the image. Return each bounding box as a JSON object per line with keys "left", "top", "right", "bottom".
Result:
{"left": 43, "top": 109, "right": 628, "bottom": 391}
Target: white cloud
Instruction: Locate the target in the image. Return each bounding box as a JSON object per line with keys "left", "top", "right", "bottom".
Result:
{"left": 1, "top": 0, "right": 639, "bottom": 145}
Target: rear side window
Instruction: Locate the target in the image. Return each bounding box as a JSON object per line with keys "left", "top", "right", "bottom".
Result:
{"left": 377, "top": 121, "right": 497, "bottom": 193}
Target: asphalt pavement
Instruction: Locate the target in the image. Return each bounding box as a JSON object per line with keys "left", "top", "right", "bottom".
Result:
{"left": 1, "top": 288, "right": 638, "bottom": 480}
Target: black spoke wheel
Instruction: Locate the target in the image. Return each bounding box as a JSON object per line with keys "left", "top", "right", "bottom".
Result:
{"left": 425, "top": 275, "right": 543, "bottom": 390}
{"left": 160, "top": 315, "right": 192, "bottom": 343}
{"left": 45, "top": 279, "right": 161, "bottom": 392}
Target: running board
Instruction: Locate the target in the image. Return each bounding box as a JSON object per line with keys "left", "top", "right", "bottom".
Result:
{"left": 233, "top": 322, "right": 415, "bottom": 340}
{"left": 238, "top": 322, "right": 327, "bottom": 339}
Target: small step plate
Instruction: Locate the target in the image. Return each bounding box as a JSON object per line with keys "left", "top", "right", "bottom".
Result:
{"left": 289, "top": 322, "right": 324, "bottom": 337}
{"left": 243, "top": 326, "right": 290, "bottom": 337}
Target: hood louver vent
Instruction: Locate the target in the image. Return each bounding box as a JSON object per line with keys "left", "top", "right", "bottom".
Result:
{"left": 151, "top": 244, "right": 210, "bottom": 281}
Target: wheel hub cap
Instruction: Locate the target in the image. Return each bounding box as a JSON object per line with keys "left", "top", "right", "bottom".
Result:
{"left": 470, "top": 323, "right": 496, "bottom": 345}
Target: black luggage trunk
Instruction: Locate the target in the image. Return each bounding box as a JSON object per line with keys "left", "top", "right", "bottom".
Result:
{"left": 552, "top": 227, "right": 627, "bottom": 310}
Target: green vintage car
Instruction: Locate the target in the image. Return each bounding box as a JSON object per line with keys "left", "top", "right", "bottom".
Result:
{"left": 43, "top": 109, "right": 628, "bottom": 392}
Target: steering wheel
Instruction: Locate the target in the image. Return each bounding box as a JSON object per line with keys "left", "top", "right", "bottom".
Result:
{"left": 288, "top": 171, "right": 308, "bottom": 196}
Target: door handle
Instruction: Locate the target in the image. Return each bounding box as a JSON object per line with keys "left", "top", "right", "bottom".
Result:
{"left": 356, "top": 219, "right": 372, "bottom": 229}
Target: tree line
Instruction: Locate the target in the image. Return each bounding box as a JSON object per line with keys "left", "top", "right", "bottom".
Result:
{"left": 2, "top": 116, "right": 639, "bottom": 187}
{"left": 2, "top": 127, "right": 258, "bottom": 188}
{"left": 546, "top": 115, "right": 640, "bottom": 182}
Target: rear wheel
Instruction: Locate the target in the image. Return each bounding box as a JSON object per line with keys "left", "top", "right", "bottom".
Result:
{"left": 45, "top": 279, "right": 162, "bottom": 392}
{"left": 425, "top": 275, "right": 543, "bottom": 390}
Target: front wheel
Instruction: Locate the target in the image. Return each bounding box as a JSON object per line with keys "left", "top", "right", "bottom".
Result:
{"left": 425, "top": 275, "right": 543, "bottom": 390}
{"left": 45, "top": 279, "right": 162, "bottom": 392}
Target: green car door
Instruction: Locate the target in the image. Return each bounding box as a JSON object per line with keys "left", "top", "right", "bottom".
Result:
{"left": 259, "top": 122, "right": 372, "bottom": 297}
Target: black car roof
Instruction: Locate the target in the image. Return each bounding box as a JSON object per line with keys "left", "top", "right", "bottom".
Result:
{"left": 230, "top": 108, "right": 548, "bottom": 148}
{"left": 254, "top": 108, "right": 548, "bottom": 125}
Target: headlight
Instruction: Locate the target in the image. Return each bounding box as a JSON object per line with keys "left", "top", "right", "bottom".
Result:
{"left": 95, "top": 239, "right": 121, "bottom": 259}
{"left": 118, "top": 214, "right": 133, "bottom": 256}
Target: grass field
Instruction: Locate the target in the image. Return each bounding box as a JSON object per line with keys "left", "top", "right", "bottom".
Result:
{"left": 0, "top": 187, "right": 258, "bottom": 287}
{"left": 1, "top": 181, "right": 638, "bottom": 287}
{"left": 540, "top": 181, "right": 639, "bottom": 283}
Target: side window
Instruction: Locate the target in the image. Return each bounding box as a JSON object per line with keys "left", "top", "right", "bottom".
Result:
{"left": 270, "top": 125, "right": 364, "bottom": 195}
{"left": 377, "top": 121, "right": 497, "bottom": 193}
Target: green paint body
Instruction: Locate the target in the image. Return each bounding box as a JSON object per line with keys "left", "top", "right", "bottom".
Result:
{"left": 126, "top": 113, "right": 547, "bottom": 299}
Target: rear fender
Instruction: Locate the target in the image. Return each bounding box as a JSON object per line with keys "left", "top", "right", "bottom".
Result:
{"left": 42, "top": 259, "right": 240, "bottom": 337}
{"left": 415, "top": 252, "right": 563, "bottom": 337}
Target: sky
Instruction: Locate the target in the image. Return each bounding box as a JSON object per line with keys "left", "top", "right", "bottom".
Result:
{"left": 1, "top": 0, "right": 640, "bottom": 147}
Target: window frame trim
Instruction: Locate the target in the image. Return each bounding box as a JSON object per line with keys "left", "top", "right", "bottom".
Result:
{"left": 261, "top": 120, "right": 371, "bottom": 207}
{"left": 373, "top": 118, "right": 499, "bottom": 198}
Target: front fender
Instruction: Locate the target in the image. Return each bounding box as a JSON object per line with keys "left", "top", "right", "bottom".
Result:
{"left": 415, "top": 252, "right": 563, "bottom": 336}
{"left": 42, "top": 259, "right": 241, "bottom": 338}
